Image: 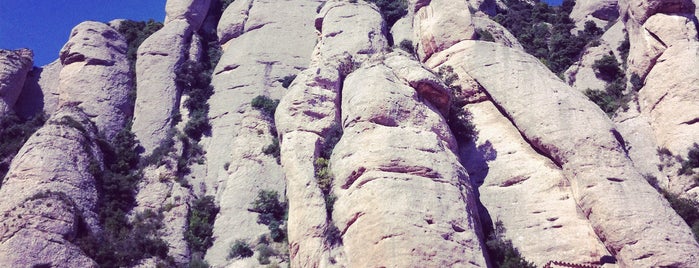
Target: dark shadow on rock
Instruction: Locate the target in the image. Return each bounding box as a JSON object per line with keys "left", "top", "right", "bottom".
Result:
{"left": 15, "top": 66, "right": 46, "bottom": 119}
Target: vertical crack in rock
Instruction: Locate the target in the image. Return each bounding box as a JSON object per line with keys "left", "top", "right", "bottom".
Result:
{"left": 428, "top": 40, "right": 699, "bottom": 267}
{"left": 202, "top": 0, "right": 320, "bottom": 266}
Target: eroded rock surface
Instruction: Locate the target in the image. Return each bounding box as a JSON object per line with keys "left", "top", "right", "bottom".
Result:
{"left": 0, "top": 106, "right": 101, "bottom": 267}
{"left": 132, "top": 0, "right": 211, "bottom": 154}
{"left": 16, "top": 60, "right": 62, "bottom": 118}
{"left": 330, "top": 60, "right": 487, "bottom": 267}
{"left": 462, "top": 101, "right": 611, "bottom": 266}
{"left": 203, "top": 0, "right": 322, "bottom": 266}
{"left": 58, "top": 21, "right": 132, "bottom": 139}
{"left": 429, "top": 40, "right": 699, "bottom": 267}
{"left": 0, "top": 49, "right": 33, "bottom": 116}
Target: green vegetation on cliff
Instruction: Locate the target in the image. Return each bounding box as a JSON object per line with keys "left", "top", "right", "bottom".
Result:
{"left": 494, "top": 0, "right": 602, "bottom": 74}
{"left": 0, "top": 112, "right": 46, "bottom": 185}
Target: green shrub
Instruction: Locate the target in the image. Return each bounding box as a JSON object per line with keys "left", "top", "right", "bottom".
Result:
{"left": 279, "top": 75, "right": 297, "bottom": 89}
{"left": 592, "top": 54, "right": 623, "bottom": 82}
{"left": 188, "top": 255, "right": 210, "bottom": 268}
{"left": 176, "top": 60, "right": 214, "bottom": 141}
{"left": 186, "top": 196, "right": 220, "bottom": 255}
{"left": 250, "top": 190, "right": 288, "bottom": 242}
{"left": 77, "top": 127, "right": 172, "bottom": 267}
{"left": 662, "top": 190, "right": 699, "bottom": 241}
{"left": 679, "top": 143, "right": 699, "bottom": 175}
{"left": 398, "top": 39, "right": 415, "bottom": 54}
{"left": 618, "top": 33, "right": 630, "bottom": 67}
{"left": 262, "top": 137, "right": 280, "bottom": 163}
{"left": 256, "top": 244, "right": 275, "bottom": 265}
{"left": 366, "top": 0, "right": 408, "bottom": 28}
{"left": 437, "top": 66, "right": 477, "bottom": 142}
{"left": 493, "top": 0, "right": 595, "bottom": 74}
{"left": 250, "top": 190, "right": 286, "bottom": 225}
{"left": 78, "top": 210, "right": 169, "bottom": 267}
{"left": 485, "top": 220, "right": 536, "bottom": 268}
{"left": 315, "top": 158, "right": 333, "bottom": 195}
{"left": 228, "top": 240, "right": 254, "bottom": 259}
{"left": 251, "top": 95, "right": 280, "bottom": 118}
{"left": 585, "top": 54, "right": 631, "bottom": 117}
{"left": 630, "top": 73, "right": 643, "bottom": 91}
{"left": 475, "top": 28, "right": 495, "bottom": 42}
{"left": 0, "top": 112, "right": 46, "bottom": 184}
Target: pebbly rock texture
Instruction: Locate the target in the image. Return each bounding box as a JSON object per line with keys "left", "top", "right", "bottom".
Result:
{"left": 57, "top": 21, "right": 132, "bottom": 140}
{"left": 203, "top": 0, "right": 321, "bottom": 266}
{"left": 0, "top": 49, "right": 33, "bottom": 116}
{"left": 427, "top": 40, "right": 699, "bottom": 267}
{"left": 329, "top": 57, "right": 487, "bottom": 267}
{"left": 462, "top": 100, "right": 611, "bottom": 266}
{"left": 0, "top": 106, "right": 102, "bottom": 267}
{"left": 132, "top": 0, "right": 210, "bottom": 154}
{"left": 16, "top": 60, "right": 62, "bottom": 118}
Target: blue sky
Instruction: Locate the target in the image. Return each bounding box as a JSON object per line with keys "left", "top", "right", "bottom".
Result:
{"left": 1, "top": 0, "right": 563, "bottom": 67}
{"left": 0, "top": 0, "right": 166, "bottom": 66}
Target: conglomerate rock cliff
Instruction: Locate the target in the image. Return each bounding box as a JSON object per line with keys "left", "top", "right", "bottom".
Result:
{"left": 1, "top": 0, "right": 699, "bottom": 267}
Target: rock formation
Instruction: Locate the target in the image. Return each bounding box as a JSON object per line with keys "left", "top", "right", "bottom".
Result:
{"left": 203, "top": 0, "right": 321, "bottom": 266}
{"left": 0, "top": 49, "right": 33, "bottom": 116}
{"left": 58, "top": 21, "right": 132, "bottom": 139}
{"left": 428, "top": 40, "right": 699, "bottom": 267}
{"left": 0, "top": 0, "right": 698, "bottom": 267}
{"left": 132, "top": 0, "right": 211, "bottom": 153}
{"left": 16, "top": 60, "right": 62, "bottom": 118}
{"left": 0, "top": 106, "right": 101, "bottom": 267}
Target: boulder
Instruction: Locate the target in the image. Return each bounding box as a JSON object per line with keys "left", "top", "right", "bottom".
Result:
{"left": 165, "top": 0, "right": 212, "bottom": 29}
{"left": 621, "top": 0, "right": 698, "bottom": 78}
{"left": 414, "top": 0, "right": 476, "bottom": 61}
{"left": 16, "top": 60, "right": 62, "bottom": 118}
{"left": 462, "top": 101, "right": 612, "bottom": 266}
{"left": 391, "top": 16, "right": 414, "bottom": 48}
{"left": 622, "top": 0, "right": 695, "bottom": 24}
{"left": 638, "top": 42, "right": 699, "bottom": 157}
{"left": 570, "top": 0, "right": 619, "bottom": 25}
{"left": 57, "top": 21, "right": 132, "bottom": 139}
{"left": 427, "top": 40, "right": 699, "bottom": 267}
{"left": 0, "top": 106, "right": 102, "bottom": 267}
{"left": 0, "top": 49, "right": 33, "bottom": 116}
{"left": 330, "top": 63, "right": 487, "bottom": 267}
{"left": 131, "top": 20, "right": 192, "bottom": 154}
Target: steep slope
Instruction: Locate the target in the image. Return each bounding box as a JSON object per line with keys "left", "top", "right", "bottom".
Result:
{"left": 58, "top": 21, "right": 132, "bottom": 140}
{"left": 132, "top": 0, "right": 211, "bottom": 153}
{"left": 428, "top": 40, "right": 699, "bottom": 267}
{"left": 0, "top": 106, "right": 102, "bottom": 267}
{"left": 203, "top": 0, "right": 322, "bottom": 266}
{"left": 0, "top": 49, "right": 33, "bottom": 116}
